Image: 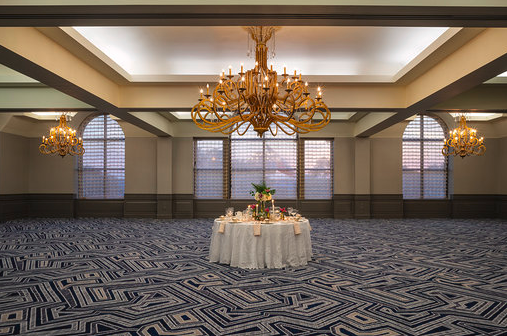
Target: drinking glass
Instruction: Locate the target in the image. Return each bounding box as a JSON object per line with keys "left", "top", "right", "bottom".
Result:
{"left": 273, "top": 209, "right": 280, "bottom": 221}
{"left": 287, "top": 207, "right": 294, "bottom": 219}
{"left": 225, "top": 207, "right": 234, "bottom": 218}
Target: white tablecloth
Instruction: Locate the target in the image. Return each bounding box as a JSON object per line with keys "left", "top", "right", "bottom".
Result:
{"left": 209, "top": 219, "right": 313, "bottom": 269}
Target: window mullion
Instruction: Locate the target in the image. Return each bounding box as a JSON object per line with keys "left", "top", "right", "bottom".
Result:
{"left": 103, "top": 116, "right": 108, "bottom": 199}
{"left": 298, "top": 138, "right": 304, "bottom": 200}
{"left": 420, "top": 115, "right": 424, "bottom": 199}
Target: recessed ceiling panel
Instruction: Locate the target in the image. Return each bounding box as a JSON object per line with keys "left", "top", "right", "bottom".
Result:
{"left": 449, "top": 112, "right": 504, "bottom": 121}
{"left": 73, "top": 26, "right": 448, "bottom": 82}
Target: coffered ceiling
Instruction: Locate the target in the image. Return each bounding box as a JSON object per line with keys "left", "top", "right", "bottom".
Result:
{"left": 0, "top": 2, "right": 506, "bottom": 137}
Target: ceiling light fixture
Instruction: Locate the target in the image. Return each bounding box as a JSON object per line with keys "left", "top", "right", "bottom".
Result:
{"left": 191, "top": 26, "right": 331, "bottom": 137}
{"left": 39, "top": 113, "right": 84, "bottom": 158}
{"left": 442, "top": 113, "right": 486, "bottom": 158}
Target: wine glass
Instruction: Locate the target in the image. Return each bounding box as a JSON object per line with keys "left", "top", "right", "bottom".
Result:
{"left": 273, "top": 207, "right": 281, "bottom": 221}
{"left": 287, "top": 207, "right": 294, "bottom": 220}
{"left": 225, "top": 207, "right": 234, "bottom": 218}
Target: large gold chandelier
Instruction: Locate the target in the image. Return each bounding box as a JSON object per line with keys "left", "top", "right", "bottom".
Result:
{"left": 442, "top": 114, "right": 486, "bottom": 158}
{"left": 39, "top": 113, "right": 84, "bottom": 158}
{"left": 191, "top": 26, "right": 331, "bottom": 137}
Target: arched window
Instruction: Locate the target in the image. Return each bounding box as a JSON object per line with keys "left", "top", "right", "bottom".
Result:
{"left": 77, "top": 114, "right": 125, "bottom": 199}
{"left": 403, "top": 115, "right": 447, "bottom": 199}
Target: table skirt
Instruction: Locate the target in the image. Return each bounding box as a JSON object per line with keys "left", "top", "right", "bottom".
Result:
{"left": 209, "top": 219, "right": 312, "bottom": 269}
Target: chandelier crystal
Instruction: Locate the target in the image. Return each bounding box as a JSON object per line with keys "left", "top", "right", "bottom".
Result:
{"left": 442, "top": 113, "right": 486, "bottom": 158}
{"left": 39, "top": 113, "right": 84, "bottom": 158}
{"left": 191, "top": 26, "right": 331, "bottom": 137}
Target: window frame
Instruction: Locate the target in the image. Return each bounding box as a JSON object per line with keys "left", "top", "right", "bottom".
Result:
{"left": 402, "top": 114, "right": 448, "bottom": 200}
{"left": 193, "top": 137, "right": 229, "bottom": 199}
{"left": 193, "top": 134, "right": 334, "bottom": 200}
{"left": 300, "top": 138, "right": 334, "bottom": 200}
{"left": 77, "top": 114, "right": 126, "bottom": 200}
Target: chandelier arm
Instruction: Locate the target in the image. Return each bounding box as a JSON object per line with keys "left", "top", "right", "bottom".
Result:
{"left": 192, "top": 102, "right": 239, "bottom": 125}
{"left": 288, "top": 105, "right": 331, "bottom": 131}
{"left": 268, "top": 124, "right": 279, "bottom": 137}
{"left": 275, "top": 120, "right": 306, "bottom": 135}
{"left": 237, "top": 122, "right": 252, "bottom": 135}
{"left": 192, "top": 103, "right": 247, "bottom": 134}
{"left": 276, "top": 92, "right": 299, "bottom": 122}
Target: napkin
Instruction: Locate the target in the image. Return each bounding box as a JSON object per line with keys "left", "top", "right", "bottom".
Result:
{"left": 218, "top": 222, "right": 226, "bottom": 233}
{"left": 293, "top": 222, "right": 301, "bottom": 235}
{"left": 253, "top": 223, "right": 261, "bottom": 236}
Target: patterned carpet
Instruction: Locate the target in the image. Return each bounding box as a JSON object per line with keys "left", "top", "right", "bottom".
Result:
{"left": 0, "top": 218, "right": 506, "bottom": 336}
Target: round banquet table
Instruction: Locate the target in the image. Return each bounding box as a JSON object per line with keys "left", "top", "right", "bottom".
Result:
{"left": 209, "top": 219, "right": 312, "bottom": 269}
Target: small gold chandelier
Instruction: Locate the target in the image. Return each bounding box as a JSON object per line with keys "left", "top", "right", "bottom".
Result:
{"left": 39, "top": 113, "right": 84, "bottom": 158}
{"left": 442, "top": 114, "right": 486, "bottom": 158}
{"left": 191, "top": 26, "right": 331, "bottom": 137}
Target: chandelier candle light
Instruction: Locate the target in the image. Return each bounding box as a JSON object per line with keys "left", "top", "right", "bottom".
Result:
{"left": 442, "top": 114, "right": 486, "bottom": 158}
{"left": 39, "top": 113, "right": 84, "bottom": 158}
{"left": 191, "top": 26, "right": 331, "bottom": 137}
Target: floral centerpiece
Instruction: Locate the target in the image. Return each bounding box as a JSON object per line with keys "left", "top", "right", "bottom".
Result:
{"left": 250, "top": 182, "right": 275, "bottom": 220}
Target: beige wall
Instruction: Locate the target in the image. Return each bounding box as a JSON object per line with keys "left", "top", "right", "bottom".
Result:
{"left": 334, "top": 138, "right": 354, "bottom": 194}
{"left": 0, "top": 114, "right": 505, "bottom": 197}
{"left": 28, "top": 138, "right": 75, "bottom": 194}
{"left": 374, "top": 117, "right": 506, "bottom": 196}
{"left": 370, "top": 138, "right": 402, "bottom": 194}
{"left": 354, "top": 138, "right": 371, "bottom": 194}
{"left": 172, "top": 137, "right": 194, "bottom": 194}
{"left": 453, "top": 138, "right": 503, "bottom": 194}
{"left": 125, "top": 137, "right": 157, "bottom": 194}
{"left": 1, "top": 115, "right": 160, "bottom": 196}
{"left": 157, "top": 137, "right": 173, "bottom": 194}
{"left": 0, "top": 132, "right": 29, "bottom": 194}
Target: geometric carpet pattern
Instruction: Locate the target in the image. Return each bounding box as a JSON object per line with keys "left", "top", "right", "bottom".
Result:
{"left": 0, "top": 218, "right": 506, "bottom": 335}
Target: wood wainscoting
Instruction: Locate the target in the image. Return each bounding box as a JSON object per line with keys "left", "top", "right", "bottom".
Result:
{"left": 1, "top": 194, "right": 505, "bottom": 221}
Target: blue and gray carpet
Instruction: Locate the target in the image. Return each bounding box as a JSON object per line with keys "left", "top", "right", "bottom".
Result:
{"left": 0, "top": 218, "right": 506, "bottom": 335}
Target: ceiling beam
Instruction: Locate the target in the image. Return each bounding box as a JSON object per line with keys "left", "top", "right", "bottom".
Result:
{"left": 0, "top": 27, "right": 171, "bottom": 136}
{"left": 110, "top": 110, "right": 174, "bottom": 137}
{"left": 431, "top": 84, "right": 507, "bottom": 110}
{"left": 1, "top": 5, "right": 507, "bottom": 27}
{"left": 0, "top": 27, "right": 119, "bottom": 107}
{"left": 354, "top": 112, "right": 397, "bottom": 137}
{"left": 36, "top": 27, "right": 129, "bottom": 85}
{"left": 0, "top": 86, "right": 92, "bottom": 110}
{"left": 118, "top": 84, "right": 405, "bottom": 110}
{"left": 356, "top": 28, "right": 507, "bottom": 137}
